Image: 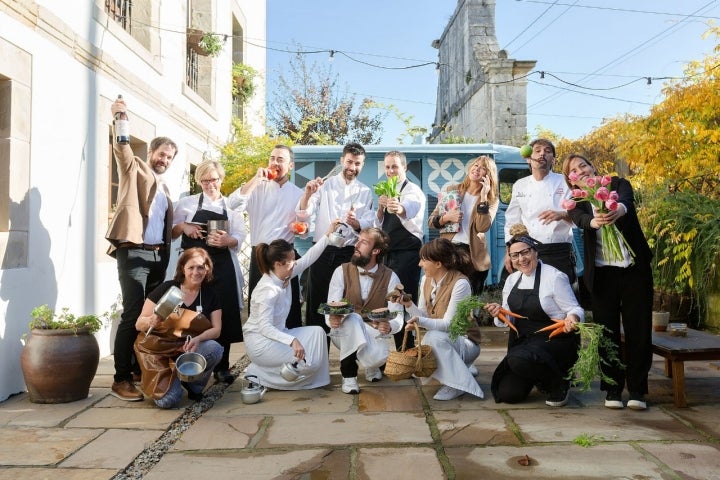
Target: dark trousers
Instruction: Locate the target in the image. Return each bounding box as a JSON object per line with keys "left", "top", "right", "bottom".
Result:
{"left": 384, "top": 249, "right": 421, "bottom": 351}
{"left": 305, "top": 245, "right": 355, "bottom": 331}
{"left": 592, "top": 263, "right": 653, "bottom": 395}
{"left": 536, "top": 242, "right": 577, "bottom": 285}
{"left": 249, "top": 245, "right": 302, "bottom": 329}
{"left": 340, "top": 352, "right": 359, "bottom": 378}
{"left": 114, "top": 247, "right": 168, "bottom": 383}
{"left": 495, "top": 354, "right": 564, "bottom": 404}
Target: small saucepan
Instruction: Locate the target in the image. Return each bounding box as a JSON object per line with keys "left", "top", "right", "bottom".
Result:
{"left": 176, "top": 347, "right": 207, "bottom": 383}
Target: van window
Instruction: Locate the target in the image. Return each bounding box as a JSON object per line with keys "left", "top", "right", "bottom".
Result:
{"left": 498, "top": 168, "right": 531, "bottom": 204}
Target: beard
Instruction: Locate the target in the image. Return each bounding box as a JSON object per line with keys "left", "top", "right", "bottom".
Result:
{"left": 342, "top": 169, "right": 358, "bottom": 181}
{"left": 351, "top": 251, "right": 371, "bottom": 268}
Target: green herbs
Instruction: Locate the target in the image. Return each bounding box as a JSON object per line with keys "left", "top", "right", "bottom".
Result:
{"left": 449, "top": 295, "right": 485, "bottom": 340}
{"left": 29, "top": 305, "right": 104, "bottom": 334}
{"left": 567, "top": 323, "right": 624, "bottom": 392}
{"left": 373, "top": 176, "right": 399, "bottom": 198}
{"left": 318, "top": 299, "right": 354, "bottom": 315}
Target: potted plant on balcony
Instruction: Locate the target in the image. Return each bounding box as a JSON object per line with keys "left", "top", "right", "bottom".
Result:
{"left": 20, "top": 305, "right": 104, "bottom": 403}
{"left": 187, "top": 28, "right": 224, "bottom": 57}
{"left": 232, "top": 62, "right": 257, "bottom": 103}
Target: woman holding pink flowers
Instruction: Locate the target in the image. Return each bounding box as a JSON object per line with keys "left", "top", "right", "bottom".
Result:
{"left": 562, "top": 154, "right": 653, "bottom": 410}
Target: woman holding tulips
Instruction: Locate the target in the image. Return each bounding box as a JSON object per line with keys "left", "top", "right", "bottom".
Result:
{"left": 562, "top": 154, "right": 653, "bottom": 410}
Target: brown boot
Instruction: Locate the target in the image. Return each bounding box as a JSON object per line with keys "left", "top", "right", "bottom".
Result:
{"left": 111, "top": 380, "right": 143, "bottom": 401}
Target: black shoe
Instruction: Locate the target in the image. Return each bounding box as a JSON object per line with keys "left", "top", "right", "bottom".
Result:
{"left": 605, "top": 391, "right": 624, "bottom": 409}
{"left": 545, "top": 382, "right": 569, "bottom": 407}
{"left": 181, "top": 381, "right": 204, "bottom": 401}
{"left": 214, "top": 369, "right": 235, "bottom": 384}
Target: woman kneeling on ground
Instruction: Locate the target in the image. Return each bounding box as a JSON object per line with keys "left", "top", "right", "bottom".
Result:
{"left": 485, "top": 224, "right": 583, "bottom": 407}
{"left": 134, "top": 248, "right": 223, "bottom": 409}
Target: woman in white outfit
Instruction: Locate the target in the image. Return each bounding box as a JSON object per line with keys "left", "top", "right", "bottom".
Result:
{"left": 243, "top": 222, "right": 335, "bottom": 390}
{"left": 403, "top": 238, "right": 484, "bottom": 401}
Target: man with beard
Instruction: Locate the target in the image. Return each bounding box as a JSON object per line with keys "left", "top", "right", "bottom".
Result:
{"left": 228, "top": 145, "right": 304, "bottom": 328}
{"left": 297, "top": 142, "right": 376, "bottom": 334}
{"left": 503, "top": 138, "right": 576, "bottom": 285}
{"left": 106, "top": 97, "right": 178, "bottom": 401}
{"left": 375, "top": 150, "right": 425, "bottom": 350}
{"left": 324, "top": 228, "right": 404, "bottom": 393}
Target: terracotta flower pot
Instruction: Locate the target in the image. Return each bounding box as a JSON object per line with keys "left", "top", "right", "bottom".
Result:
{"left": 21, "top": 328, "right": 100, "bottom": 403}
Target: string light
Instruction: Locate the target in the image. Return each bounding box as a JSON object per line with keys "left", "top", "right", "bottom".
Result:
{"left": 329, "top": 50, "right": 335, "bottom": 62}
{"left": 540, "top": 71, "right": 545, "bottom": 79}
{"left": 646, "top": 77, "right": 652, "bottom": 85}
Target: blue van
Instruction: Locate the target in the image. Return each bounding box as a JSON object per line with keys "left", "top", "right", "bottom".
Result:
{"left": 291, "top": 143, "right": 583, "bottom": 286}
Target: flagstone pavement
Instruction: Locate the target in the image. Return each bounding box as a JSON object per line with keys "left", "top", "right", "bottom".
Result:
{"left": 2, "top": 328, "right": 720, "bottom": 480}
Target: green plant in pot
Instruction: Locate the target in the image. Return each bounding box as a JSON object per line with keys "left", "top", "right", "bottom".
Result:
{"left": 232, "top": 62, "right": 257, "bottom": 103}
{"left": 638, "top": 186, "right": 720, "bottom": 328}
{"left": 21, "top": 304, "right": 104, "bottom": 403}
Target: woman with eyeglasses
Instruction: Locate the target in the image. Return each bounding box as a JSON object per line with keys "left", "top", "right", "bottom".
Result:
{"left": 484, "top": 224, "right": 584, "bottom": 407}
{"left": 172, "top": 159, "right": 247, "bottom": 384}
{"left": 243, "top": 221, "right": 338, "bottom": 390}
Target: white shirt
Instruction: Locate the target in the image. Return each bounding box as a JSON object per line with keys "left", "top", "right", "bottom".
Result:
{"left": 296, "top": 174, "right": 375, "bottom": 244}
{"left": 496, "top": 261, "right": 585, "bottom": 327}
{"left": 173, "top": 194, "right": 247, "bottom": 251}
{"left": 227, "top": 180, "right": 303, "bottom": 245}
{"left": 143, "top": 185, "right": 168, "bottom": 245}
{"left": 504, "top": 171, "right": 573, "bottom": 244}
{"left": 405, "top": 275, "right": 472, "bottom": 331}
{"left": 451, "top": 193, "right": 478, "bottom": 244}
{"left": 376, "top": 179, "right": 426, "bottom": 241}
{"left": 243, "top": 236, "right": 330, "bottom": 343}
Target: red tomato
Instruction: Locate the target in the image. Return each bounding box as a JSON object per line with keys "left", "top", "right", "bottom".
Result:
{"left": 266, "top": 168, "right": 278, "bottom": 180}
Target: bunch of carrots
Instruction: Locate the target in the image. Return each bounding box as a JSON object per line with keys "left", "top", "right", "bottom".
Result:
{"left": 535, "top": 318, "right": 571, "bottom": 338}
{"left": 449, "top": 295, "right": 525, "bottom": 339}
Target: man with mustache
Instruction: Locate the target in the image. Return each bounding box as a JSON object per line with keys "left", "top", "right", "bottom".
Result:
{"left": 106, "top": 97, "right": 178, "bottom": 401}
{"left": 297, "top": 142, "right": 376, "bottom": 335}
{"left": 503, "top": 138, "right": 576, "bottom": 285}
{"left": 324, "top": 228, "right": 404, "bottom": 393}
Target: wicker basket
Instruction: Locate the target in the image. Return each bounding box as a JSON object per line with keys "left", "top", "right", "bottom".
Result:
{"left": 384, "top": 323, "right": 437, "bottom": 381}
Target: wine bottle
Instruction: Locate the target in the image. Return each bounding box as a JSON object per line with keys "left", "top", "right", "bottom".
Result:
{"left": 114, "top": 94, "right": 130, "bottom": 145}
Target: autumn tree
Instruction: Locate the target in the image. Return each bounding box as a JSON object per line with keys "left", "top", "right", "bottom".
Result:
{"left": 268, "top": 52, "right": 386, "bottom": 145}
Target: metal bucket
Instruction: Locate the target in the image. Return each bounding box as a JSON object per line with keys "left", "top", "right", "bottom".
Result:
{"left": 176, "top": 352, "right": 207, "bottom": 382}
{"left": 207, "top": 220, "right": 228, "bottom": 234}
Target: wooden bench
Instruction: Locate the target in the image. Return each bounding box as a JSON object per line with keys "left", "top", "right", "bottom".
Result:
{"left": 651, "top": 328, "right": 720, "bottom": 407}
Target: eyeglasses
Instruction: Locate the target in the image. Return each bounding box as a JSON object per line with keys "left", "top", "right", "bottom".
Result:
{"left": 200, "top": 178, "right": 220, "bottom": 185}
{"left": 508, "top": 248, "right": 533, "bottom": 260}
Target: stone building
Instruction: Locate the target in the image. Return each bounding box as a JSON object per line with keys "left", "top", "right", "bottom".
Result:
{"left": 429, "top": 0, "right": 535, "bottom": 146}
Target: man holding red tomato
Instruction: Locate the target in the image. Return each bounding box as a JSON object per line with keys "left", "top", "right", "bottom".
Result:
{"left": 228, "top": 145, "right": 304, "bottom": 327}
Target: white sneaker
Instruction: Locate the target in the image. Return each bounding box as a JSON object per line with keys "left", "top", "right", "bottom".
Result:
{"left": 341, "top": 377, "right": 360, "bottom": 394}
{"left": 468, "top": 365, "right": 478, "bottom": 376}
{"left": 365, "top": 367, "right": 382, "bottom": 383}
{"left": 433, "top": 385, "right": 464, "bottom": 401}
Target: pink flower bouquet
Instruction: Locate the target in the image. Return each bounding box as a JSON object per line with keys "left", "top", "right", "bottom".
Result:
{"left": 562, "top": 174, "right": 635, "bottom": 263}
{"left": 437, "top": 190, "right": 460, "bottom": 234}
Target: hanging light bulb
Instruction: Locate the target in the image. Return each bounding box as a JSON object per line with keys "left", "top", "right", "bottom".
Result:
{"left": 646, "top": 77, "right": 652, "bottom": 85}
{"left": 329, "top": 50, "right": 335, "bottom": 62}
{"left": 540, "top": 71, "right": 545, "bottom": 80}
{"left": 435, "top": 63, "right": 440, "bottom": 74}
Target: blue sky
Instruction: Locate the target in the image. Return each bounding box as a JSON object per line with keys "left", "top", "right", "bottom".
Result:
{"left": 265, "top": 1, "right": 720, "bottom": 145}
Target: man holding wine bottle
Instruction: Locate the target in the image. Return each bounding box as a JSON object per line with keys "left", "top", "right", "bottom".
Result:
{"left": 106, "top": 96, "right": 178, "bottom": 401}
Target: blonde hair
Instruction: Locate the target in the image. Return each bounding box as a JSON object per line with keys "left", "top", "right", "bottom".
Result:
{"left": 194, "top": 159, "right": 225, "bottom": 184}
{"left": 459, "top": 155, "right": 498, "bottom": 203}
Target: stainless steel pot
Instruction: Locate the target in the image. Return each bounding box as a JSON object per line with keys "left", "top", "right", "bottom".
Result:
{"left": 240, "top": 375, "right": 267, "bottom": 404}
{"left": 280, "top": 359, "right": 309, "bottom": 382}
{"left": 153, "top": 286, "right": 183, "bottom": 320}
{"left": 175, "top": 351, "right": 207, "bottom": 382}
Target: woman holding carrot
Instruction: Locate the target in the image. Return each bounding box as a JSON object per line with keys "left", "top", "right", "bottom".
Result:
{"left": 401, "top": 238, "right": 484, "bottom": 401}
{"left": 485, "top": 224, "right": 584, "bottom": 407}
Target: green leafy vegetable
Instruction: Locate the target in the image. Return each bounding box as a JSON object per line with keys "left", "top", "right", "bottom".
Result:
{"left": 449, "top": 295, "right": 485, "bottom": 340}
{"left": 567, "top": 323, "right": 624, "bottom": 391}
{"left": 373, "top": 176, "right": 400, "bottom": 198}
{"left": 573, "top": 433, "right": 603, "bottom": 448}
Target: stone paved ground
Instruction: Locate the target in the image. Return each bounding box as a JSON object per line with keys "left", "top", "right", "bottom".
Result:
{"left": 2, "top": 329, "right": 720, "bottom": 479}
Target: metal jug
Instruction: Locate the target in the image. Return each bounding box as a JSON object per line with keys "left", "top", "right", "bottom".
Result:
{"left": 240, "top": 375, "right": 267, "bottom": 404}
{"left": 280, "top": 359, "right": 310, "bottom": 382}
{"left": 328, "top": 222, "right": 357, "bottom": 247}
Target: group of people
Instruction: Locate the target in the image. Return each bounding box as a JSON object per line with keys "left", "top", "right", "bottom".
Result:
{"left": 106, "top": 96, "right": 653, "bottom": 411}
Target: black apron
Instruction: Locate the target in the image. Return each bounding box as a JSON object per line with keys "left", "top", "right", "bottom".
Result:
{"left": 381, "top": 180, "right": 421, "bottom": 252}
{"left": 491, "top": 263, "right": 579, "bottom": 398}
{"left": 181, "top": 194, "right": 242, "bottom": 343}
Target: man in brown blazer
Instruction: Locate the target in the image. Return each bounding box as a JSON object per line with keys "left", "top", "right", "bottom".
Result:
{"left": 106, "top": 97, "right": 177, "bottom": 401}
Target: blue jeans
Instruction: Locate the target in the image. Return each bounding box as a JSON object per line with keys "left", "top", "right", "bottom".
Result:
{"left": 155, "top": 340, "right": 223, "bottom": 409}
{"left": 114, "top": 247, "right": 169, "bottom": 382}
